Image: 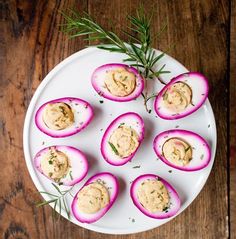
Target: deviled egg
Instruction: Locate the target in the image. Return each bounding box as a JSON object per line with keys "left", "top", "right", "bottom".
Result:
{"left": 101, "top": 112, "right": 145, "bottom": 166}
{"left": 71, "top": 172, "right": 119, "bottom": 223}
{"left": 154, "top": 72, "right": 209, "bottom": 120}
{"left": 130, "top": 174, "right": 180, "bottom": 219}
{"left": 91, "top": 63, "right": 144, "bottom": 102}
{"left": 35, "top": 97, "right": 93, "bottom": 137}
{"left": 34, "top": 146, "right": 88, "bottom": 186}
{"left": 153, "top": 129, "right": 211, "bottom": 171}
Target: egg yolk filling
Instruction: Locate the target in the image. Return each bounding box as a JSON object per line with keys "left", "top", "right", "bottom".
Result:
{"left": 104, "top": 67, "right": 136, "bottom": 97}
{"left": 162, "top": 82, "right": 192, "bottom": 113}
{"left": 162, "top": 138, "right": 192, "bottom": 166}
{"left": 108, "top": 125, "right": 139, "bottom": 158}
{"left": 77, "top": 182, "right": 110, "bottom": 214}
{"left": 40, "top": 147, "right": 70, "bottom": 181}
{"left": 43, "top": 102, "right": 74, "bottom": 130}
{"left": 137, "top": 179, "right": 170, "bottom": 213}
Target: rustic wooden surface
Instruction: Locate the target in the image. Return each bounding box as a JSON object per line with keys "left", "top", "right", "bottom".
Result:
{"left": 0, "top": 0, "right": 234, "bottom": 238}
{"left": 230, "top": 0, "right": 236, "bottom": 238}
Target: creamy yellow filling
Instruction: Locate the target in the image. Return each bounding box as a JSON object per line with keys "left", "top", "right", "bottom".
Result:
{"left": 40, "top": 147, "right": 70, "bottom": 181}
{"left": 137, "top": 179, "right": 169, "bottom": 213}
{"left": 77, "top": 182, "right": 110, "bottom": 214}
{"left": 104, "top": 67, "right": 136, "bottom": 97}
{"left": 109, "top": 125, "right": 139, "bottom": 158}
{"left": 163, "top": 82, "right": 192, "bottom": 113}
{"left": 43, "top": 102, "right": 74, "bottom": 130}
{"left": 162, "top": 138, "right": 192, "bottom": 166}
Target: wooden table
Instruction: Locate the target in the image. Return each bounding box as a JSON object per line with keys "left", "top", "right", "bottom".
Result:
{"left": 1, "top": 0, "right": 235, "bottom": 238}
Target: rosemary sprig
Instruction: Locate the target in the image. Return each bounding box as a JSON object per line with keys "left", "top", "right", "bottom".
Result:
{"left": 36, "top": 183, "right": 74, "bottom": 220}
{"left": 61, "top": 6, "right": 171, "bottom": 112}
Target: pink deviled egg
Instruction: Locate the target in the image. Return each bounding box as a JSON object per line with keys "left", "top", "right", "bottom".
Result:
{"left": 71, "top": 172, "right": 119, "bottom": 223}
{"left": 34, "top": 145, "right": 88, "bottom": 186}
{"left": 154, "top": 72, "right": 209, "bottom": 120}
{"left": 35, "top": 97, "right": 93, "bottom": 137}
{"left": 91, "top": 63, "right": 144, "bottom": 102}
{"left": 130, "top": 174, "right": 180, "bottom": 219}
{"left": 101, "top": 112, "right": 145, "bottom": 166}
{"left": 153, "top": 129, "right": 211, "bottom": 171}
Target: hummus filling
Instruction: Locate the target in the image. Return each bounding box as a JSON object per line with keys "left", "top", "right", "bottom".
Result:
{"left": 163, "top": 82, "right": 192, "bottom": 113}
{"left": 137, "top": 179, "right": 170, "bottom": 213}
{"left": 104, "top": 67, "right": 136, "bottom": 97}
{"left": 109, "top": 125, "right": 139, "bottom": 158}
{"left": 43, "top": 102, "right": 74, "bottom": 130}
{"left": 77, "top": 182, "right": 110, "bottom": 214}
{"left": 41, "top": 147, "right": 70, "bottom": 181}
{"left": 162, "top": 138, "right": 192, "bottom": 166}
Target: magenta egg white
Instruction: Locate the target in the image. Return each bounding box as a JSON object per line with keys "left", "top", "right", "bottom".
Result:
{"left": 34, "top": 145, "right": 89, "bottom": 186}
{"left": 35, "top": 97, "right": 93, "bottom": 138}
{"left": 130, "top": 174, "right": 181, "bottom": 219}
{"left": 101, "top": 112, "right": 145, "bottom": 166}
{"left": 153, "top": 129, "right": 211, "bottom": 171}
{"left": 91, "top": 63, "right": 144, "bottom": 102}
{"left": 154, "top": 72, "right": 209, "bottom": 120}
{"left": 71, "top": 172, "right": 119, "bottom": 223}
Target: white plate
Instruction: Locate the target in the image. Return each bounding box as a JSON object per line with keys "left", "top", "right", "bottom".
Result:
{"left": 23, "top": 47, "right": 216, "bottom": 234}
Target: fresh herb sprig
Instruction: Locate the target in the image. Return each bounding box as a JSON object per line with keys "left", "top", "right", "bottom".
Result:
{"left": 36, "top": 183, "right": 74, "bottom": 220}
{"left": 61, "top": 6, "right": 171, "bottom": 112}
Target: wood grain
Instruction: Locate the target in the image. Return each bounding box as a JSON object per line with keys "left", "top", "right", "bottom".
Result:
{"left": 230, "top": 0, "right": 236, "bottom": 238}
{"left": 0, "top": 0, "right": 231, "bottom": 238}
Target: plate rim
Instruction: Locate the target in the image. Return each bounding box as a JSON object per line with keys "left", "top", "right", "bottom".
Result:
{"left": 23, "top": 46, "right": 217, "bottom": 234}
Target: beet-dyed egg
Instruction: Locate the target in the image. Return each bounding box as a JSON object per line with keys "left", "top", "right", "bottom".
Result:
{"left": 34, "top": 146, "right": 88, "bottom": 186}
{"left": 153, "top": 129, "right": 211, "bottom": 171}
{"left": 71, "top": 172, "right": 119, "bottom": 223}
{"left": 101, "top": 112, "right": 145, "bottom": 166}
{"left": 35, "top": 97, "right": 93, "bottom": 137}
{"left": 91, "top": 63, "right": 144, "bottom": 102}
{"left": 154, "top": 72, "right": 209, "bottom": 120}
{"left": 130, "top": 174, "right": 180, "bottom": 219}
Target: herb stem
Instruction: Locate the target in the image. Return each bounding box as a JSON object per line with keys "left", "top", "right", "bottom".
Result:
{"left": 36, "top": 183, "right": 75, "bottom": 220}
{"left": 61, "top": 7, "right": 171, "bottom": 113}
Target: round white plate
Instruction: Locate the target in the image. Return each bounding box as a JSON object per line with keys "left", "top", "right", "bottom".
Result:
{"left": 23, "top": 47, "right": 216, "bottom": 234}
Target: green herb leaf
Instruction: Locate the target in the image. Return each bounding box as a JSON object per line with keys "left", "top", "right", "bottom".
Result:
{"left": 39, "top": 191, "right": 57, "bottom": 197}
{"left": 62, "top": 197, "right": 70, "bottom": 219}
{"left": 52, "top": 183, "right": 63, "bottom": 195}
{"left": 69, "top": 171, "right": 73, "bottom": 180}
{"left": 132, "top": 165, "right": 141, "bottom": 169}
{"left": 119, "top": 122, "right": 125, "bottom": 127}
{"left": 163, "top": 206, "right": 169, "bottom": 212}
{"left": 52, "top": 199, "right": 58, "bottom": 220}
{"left": 185, "top": 146, "right": 191, "bottom": 152}
{"left": 36, "top": 198, "right": 57, "bottom": 207}
{"left": 36, "top": 183, "right": 75, "bottom": 221}
{"left": 108, "top": 142, "right": 119, "bottom": 155}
